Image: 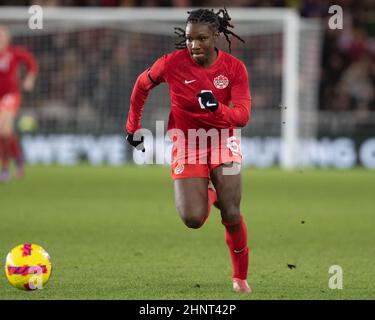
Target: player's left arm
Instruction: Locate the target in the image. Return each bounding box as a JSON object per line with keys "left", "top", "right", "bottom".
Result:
{"left": 14, "top": 46, "right": 39, "bottom": 91}
{"left": 198, "top": 61, "right": 251, "bottom": 127}
{"left": 215, "top": 61, "right": 251, "bottom": 127}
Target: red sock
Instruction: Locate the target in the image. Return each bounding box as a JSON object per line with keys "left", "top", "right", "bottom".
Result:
{"left": 8, "top": 134, "right": 23, "bottom": 166}
{"left": 222, "top": 215, "right": 249, "bottom": 280}
{"left": 199, "top": 188, "right": 217, "bottom": 226}
{"left": 0, "top": 137, "right": 10, "bottom": 171}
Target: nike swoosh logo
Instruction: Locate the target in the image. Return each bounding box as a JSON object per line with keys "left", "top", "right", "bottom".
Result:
{"left": 234, "top": 248, "right": 245, "bottom": 254}
{"left": 184, "top": 79, "right": 196, "bottom": 84}
{"left": 206, "top": 102, "right": 217, "bottom": 107}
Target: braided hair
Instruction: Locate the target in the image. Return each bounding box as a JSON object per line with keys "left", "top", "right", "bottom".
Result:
{"left": 174, "top": 7, "right": 245, "bottom": 53}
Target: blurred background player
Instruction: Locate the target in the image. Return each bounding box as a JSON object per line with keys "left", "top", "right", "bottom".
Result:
{"left": 126, "top": 8, "right": 252, "bottom": 293}
{"left": 0, "top": 26, "right": 38, "bottom": 182}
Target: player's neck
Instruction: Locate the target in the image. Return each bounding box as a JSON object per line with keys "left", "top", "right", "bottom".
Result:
{"left": 201, "top": 48, "right": 219, "bottom": 68}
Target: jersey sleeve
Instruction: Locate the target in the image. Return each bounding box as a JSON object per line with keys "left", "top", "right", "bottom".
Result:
{"left": 214, "top": 61, "right": 251, "bottom": 127}
{"left": 125, "top": 55, "right": 167, "bottom": 134}
{"left": 148, "top": 54, "right": 167, "bottom": 85}
{"left": 13, "top": 46, "right": 38, "bottom": 75}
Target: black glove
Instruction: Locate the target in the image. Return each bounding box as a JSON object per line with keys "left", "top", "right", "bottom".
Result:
{"left": 126, "top": 132, "right": 145, "bottom": 152}
{"left": 197, "top": 90, "right": 219, "bottom": 112}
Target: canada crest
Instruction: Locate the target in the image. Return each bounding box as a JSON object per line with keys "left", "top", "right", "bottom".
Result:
{"left": 174, "top": 164, "right": 185, "bottom": 175}
{"left": 213, "top": 75, "right": 229, "bottom": 89}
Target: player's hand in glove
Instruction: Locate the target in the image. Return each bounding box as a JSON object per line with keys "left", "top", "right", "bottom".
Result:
{"left": 126, "top": 132, "right": 145, "bottom": 152}
{"left": 197, "top": 90, "right": 219, "bottom": 112}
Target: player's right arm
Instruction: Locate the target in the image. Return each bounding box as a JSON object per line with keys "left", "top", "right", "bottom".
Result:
{"left": 125, "top": 55, "right": 167, "bottom": 135}
{"left": 125, "top": 55, "right": 167, "bottom": 151}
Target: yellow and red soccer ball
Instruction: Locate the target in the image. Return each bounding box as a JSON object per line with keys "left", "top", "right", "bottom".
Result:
{"left": 4, "top": 243, "right": 52, "bottom": 290}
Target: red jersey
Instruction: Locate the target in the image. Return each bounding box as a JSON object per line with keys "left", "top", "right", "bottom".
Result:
{"left": 126, "top": 48, "right": 251, "bottom": 134}
{"left": 0, "top": 46, "right": 38, "bottom": 97}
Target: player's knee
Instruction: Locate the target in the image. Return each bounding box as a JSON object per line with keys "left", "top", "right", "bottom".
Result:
{"left": 183, "top": 216, "right": 204, "bottom": 229}
{"left": 221, "top": 205, "right": 241, "bottom": 224}
{"left": 177, "top": 204, "right": 207, "bottom": 229}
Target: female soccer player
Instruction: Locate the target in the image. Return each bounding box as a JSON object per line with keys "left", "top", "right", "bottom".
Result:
{"left": 125, "top": 8, "right": 252, "bottom": 293}
{"left": 0, "top": 26, "right": 38, "bottom": 182}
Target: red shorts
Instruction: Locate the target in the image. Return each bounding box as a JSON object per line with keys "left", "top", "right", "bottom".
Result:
{"left": 171, "top": 134, "right": 242, "bottom": 180}
{"left": 0, "top": 93, "right": 21, "bottom": 113}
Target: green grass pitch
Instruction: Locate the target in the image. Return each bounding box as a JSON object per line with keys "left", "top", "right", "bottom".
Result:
{"left": 0, "top": 165, "right": 374, "bottom": 300}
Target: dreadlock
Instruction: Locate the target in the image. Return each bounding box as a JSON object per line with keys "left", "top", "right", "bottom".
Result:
{"left": 174, "top": 7, "right": 245, "bottom": 53}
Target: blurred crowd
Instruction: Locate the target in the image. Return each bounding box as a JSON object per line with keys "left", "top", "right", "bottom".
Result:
{"left": 1, "top": 0, "right": 374, "bottom": 132}
{"left": 15, "top": 28, "right": 142, "bottom": 133}
{"left": 316, "top": 1, "right": 374, "bottom": 128}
